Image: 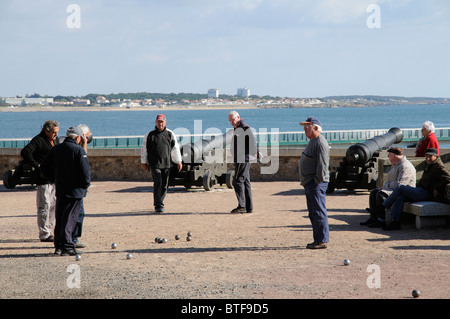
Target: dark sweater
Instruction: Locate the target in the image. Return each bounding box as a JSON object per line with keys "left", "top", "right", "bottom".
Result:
{"left": 40, "top": 138, "right": 90, "bottom": 199}
{"left": 20, "top": 131, "right": 58, "bottom": 184}
{"left": 417, "top": 157, "right": 450, "bottom": 202}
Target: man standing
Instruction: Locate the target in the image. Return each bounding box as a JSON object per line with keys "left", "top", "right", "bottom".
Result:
{"left": 40, "top": 126, "right": 91, "bottom": 256}
{"left": 141, "top": 114, "right": 182, "bottom": 213}
{"left": 361, "top": 147, "right": 416, "bottom": 228}
{"left": 20, "top": 120, "right": 59, "bottom": 242}
{"left": 382, "top": 148, "right": 450, "bottom": 230}
{"left": 228, "top": 111, "right": 257, "bottom": 214}
{"left": 72, "top": 124, "right": 92, "bottom": 249}
{"left": 299, "top": 117, "right": 330, "bottom": 249}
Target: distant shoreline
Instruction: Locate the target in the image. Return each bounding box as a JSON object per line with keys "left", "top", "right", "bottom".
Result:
{"left": 1, "top": 102, "right": 448, "bottom": 112}
{"left": 1, "top": 105, "right": 258, "bottom": 112}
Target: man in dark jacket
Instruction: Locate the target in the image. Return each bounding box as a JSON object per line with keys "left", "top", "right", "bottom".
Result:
{"left": 141, "top": 114, "right": 182, "bottom": 213}
{"left": 382, "top": 148, "right": 450, "bottom": 230}
{"left": 41, "top": 126, "right": 91, "bottom": 256}
{"left": 228, "top": 111, "right": 257, "bottom": 214}
{"left": 20, "top": 120, "right": 59, "bottom": 242}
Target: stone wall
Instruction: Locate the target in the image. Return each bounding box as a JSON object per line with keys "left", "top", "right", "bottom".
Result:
{"left": 1, "top": 147, "right": 448, "bottom": 183}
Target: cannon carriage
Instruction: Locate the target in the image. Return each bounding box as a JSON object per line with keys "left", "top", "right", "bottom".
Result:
{"left": 169, "top": 130, "right": 235, "bottom": 191}
{"left": 327, "top": 127, "right": 403, "bottom": 193}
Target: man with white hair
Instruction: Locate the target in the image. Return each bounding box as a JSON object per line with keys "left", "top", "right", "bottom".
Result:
{"left": 415, "top": 120, "right": 439, "bottom": 157}
{"left": 41, "top": 126, "right": 91, "bottom": 256}
{"left": 72, "top": 124, "right": 92, "bottom": 249}
{"left": 228, "top": 111, "right": 257, "bottom": 214}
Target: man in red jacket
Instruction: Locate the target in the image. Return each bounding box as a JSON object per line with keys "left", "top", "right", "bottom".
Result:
{"left": 415, "top": 121, "right": 439, "bottom": 157}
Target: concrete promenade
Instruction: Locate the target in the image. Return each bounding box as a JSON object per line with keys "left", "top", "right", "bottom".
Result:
{"left": 0, "top": 180, "right": 449, "bottom": 300}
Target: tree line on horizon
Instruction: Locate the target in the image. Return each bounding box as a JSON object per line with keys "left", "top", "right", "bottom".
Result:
{"left": 2, "top": 93, "right": 448, "bottom": 105}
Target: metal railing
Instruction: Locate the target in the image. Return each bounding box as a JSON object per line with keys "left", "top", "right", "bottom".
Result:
{"left": 1, "top": 128, "right": 450, "bottom": 149}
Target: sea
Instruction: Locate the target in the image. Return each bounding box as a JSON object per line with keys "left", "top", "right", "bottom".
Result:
{"left": 1, "top": 104, "right": 449, "bottom": 139}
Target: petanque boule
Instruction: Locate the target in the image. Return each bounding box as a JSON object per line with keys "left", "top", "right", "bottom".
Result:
{"left": 162, "top": 238, "right": 167, "bottom": 243}
{"left": 75, "top": 254, "right": 81, "bottom": 261}
{"left": 175, "top": 235, "right": 180, "bottom": 240}
{"left": 343, "top": 259, "right": 350, "bottom": 266}
{"left": 412, "top": 289, "right": 421, "bottom": 298}
{"left": 126, "top": 253, "right": 132, "bottom": 259}
{"left": 187, "top": 232, "right": 192, "bottom": 237}
{"left": 186, "top": 236, "right": 192, "bottom": 241}
{"left": 111, "top": 243, "right": 117, "bottom": 249}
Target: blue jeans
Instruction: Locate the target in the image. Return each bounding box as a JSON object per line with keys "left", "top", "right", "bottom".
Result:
{"left": 304, "top": 181, "right": 329, "bottom": 243}
{"left": 383, "top": 185, "right": 432, "bottom": 221}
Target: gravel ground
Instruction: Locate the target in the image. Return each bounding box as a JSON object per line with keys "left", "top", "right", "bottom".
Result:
{"left": 1, "top": 180, "right": 449, "bottom": 302}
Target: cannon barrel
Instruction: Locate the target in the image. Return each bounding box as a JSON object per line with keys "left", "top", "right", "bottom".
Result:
{"left": 345, "top": 128, "right": 403, "bottom": 167}
{"left": 181, "top": 130, "right": 233, "bottom": 164}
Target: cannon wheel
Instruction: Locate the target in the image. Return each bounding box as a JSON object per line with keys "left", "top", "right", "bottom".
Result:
{"left": 3, "top": 170, "right": 16, "bottom": 189}
{"left": 203, "top": 172, "right": 215, "bottom": 191}
{"left": 226, "top": 170, "right": 235, "bottom": 189}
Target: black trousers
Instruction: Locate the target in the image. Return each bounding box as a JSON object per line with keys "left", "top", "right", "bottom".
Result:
{"left": 151, "top": 167, "right": 170, "bottom": 210}
{"left": 369, "top": 188, "right": 388, "bottom": 218}
{"left": 233, "top": 163, "right": 253, "bottom": 211}
{"left": 54, "top": 196, "right": 82, "bottom": 251}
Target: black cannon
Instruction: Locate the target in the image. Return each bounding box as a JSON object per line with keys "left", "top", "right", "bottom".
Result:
{"left": 327, "top": 128, "right": 403, "bottom": 193}
{"left": 169, "top": 130, "right": 235, "bottom": 191}
{"left": 2, "top": 162, "right": 39, "bottom": 189}
{"left": 2, "top": 134, "right": 93, "bottom": 189}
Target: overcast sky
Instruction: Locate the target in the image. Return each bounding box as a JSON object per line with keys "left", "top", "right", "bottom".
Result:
{"left": 1, "top": 0, "right": 449, "bottom": 98}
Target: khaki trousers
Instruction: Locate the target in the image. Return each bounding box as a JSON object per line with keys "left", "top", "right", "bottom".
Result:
{"left": 36, "top": 183, "right": 56, "bottom": 240}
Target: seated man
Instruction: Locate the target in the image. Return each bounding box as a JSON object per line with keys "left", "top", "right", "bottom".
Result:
{"left": 361, "top": 147, "right": 416, "bottom": 228}
{"left": 382, "top": 148, "right": 450, "bottom": 230}
{"left": 415, "top": 121, "right": 439, "bottom": 157}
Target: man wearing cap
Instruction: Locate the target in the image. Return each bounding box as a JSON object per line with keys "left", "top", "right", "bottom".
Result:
{"left": 382, "top": 148, "right": 450, "bottom": 230}
{"left": 361, "top": 147, "right": 416, "bottom": 228}
{"left": 299, "top": 117, "right": 330, "bottom": 249}
{"left": 40, "top": 126, "right": 91, "bottom": 256}
{"left": 141, "top": 114, "right": 182, "bottom": 213}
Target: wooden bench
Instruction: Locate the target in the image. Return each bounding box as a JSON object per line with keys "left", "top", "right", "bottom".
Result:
{"left": 402, "top": 184, "right": 450, "bottom": 229}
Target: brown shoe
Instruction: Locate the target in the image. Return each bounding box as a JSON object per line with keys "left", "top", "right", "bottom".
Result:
{"left": 230, "top": 207, "right": 246, "bottom": 214}
{"left": 306, "top": 242, "right": 327, "bottom": 249}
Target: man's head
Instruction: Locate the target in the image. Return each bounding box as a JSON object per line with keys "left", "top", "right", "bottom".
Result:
{"left": 42, "top": 120, "right": 59, "bottom": 142}
{"left": 66, "top": 126, "right": 85, "bottom": 145}
{"left": 228, "top": 111, "right": 240, "bottom": 128}
{"left": 77, "top": 124, "right": 92, "bottom": 143}
{"left": 387, "top": 147, "right": 403, "bottom": 165}
{"left": 425, "top": 148, "right": 439, "bottom": 165}
{"left": 155, "top": 114, "right": 167, "bottom": 132}
{"left": 421, "top": 121, "right": 435, "bottom": 137}
{"left": 299, "top": 116, "right": 322, "bottom": 139}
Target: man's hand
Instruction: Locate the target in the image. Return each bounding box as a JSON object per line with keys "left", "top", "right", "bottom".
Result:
{"left": 177, "top": 162, "right": 183, "bottom": 172}
{"left": 141, "top": 163, "right": 148, "bottom": 171}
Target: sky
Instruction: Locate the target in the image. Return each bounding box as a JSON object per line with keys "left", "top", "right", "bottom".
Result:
{"left": 0, "top": 0, "right": 449, "bottom": 98}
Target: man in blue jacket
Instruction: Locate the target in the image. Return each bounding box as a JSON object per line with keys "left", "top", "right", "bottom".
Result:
{"left": 41, "top": 126, "right": 91, "bottom": 256}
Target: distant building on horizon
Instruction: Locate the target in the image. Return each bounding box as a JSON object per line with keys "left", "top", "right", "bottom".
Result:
{"left": 208, "top": 88, "right": 219, "bottom": 98}
{"left": 237, "top": 88, "right": 250, "bottom": 98}
{"left": 1, "top": 97, "right": 54, "bottom": 106}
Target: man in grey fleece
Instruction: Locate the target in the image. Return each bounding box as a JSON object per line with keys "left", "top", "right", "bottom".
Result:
{"left": 299, "top": 117, "right": 330, "bottom": 249}
{"left": 361, "top": 147, "right": 416, "bottom": 228}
